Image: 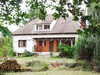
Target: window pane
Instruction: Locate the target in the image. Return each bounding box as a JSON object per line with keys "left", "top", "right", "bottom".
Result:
{"left": 44, "top": 41, "right": 46, "bottom": 46}
{"left": 44, "top": 25, "right": 50, "bottom": 29}
{"left": 39, "top": 41, "right": 42, "bottom": 46}
{"left": 36, "top": 25, "right": 42, "bottom": 30}
{"left": 18, "top": 40, "right": 26, "bottom": 47}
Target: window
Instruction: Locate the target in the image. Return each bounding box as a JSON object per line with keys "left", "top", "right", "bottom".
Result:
{"left": 44, "top": 25, "right": 50, "bottom": 29}
{"left": 39, "top": 41, "right": 46, "bottom": 46}
{"left": 39, "top": 41, "right": 42, "bottom": 46}
{"left": 18, "top": 40, "right": 26, "bottom": 47}
{"left": 36, "top": 25, "right": 42, "bottom": 30}
{"left": 44, "top": 41, "right": 46, "bottom": 46}
{"left": 36, "top": 25, "right": 50, "bottom": 30}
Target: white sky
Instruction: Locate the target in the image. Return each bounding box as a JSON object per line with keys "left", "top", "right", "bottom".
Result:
{"left": 8, "top": 0, "right": 86, "bottom": 32}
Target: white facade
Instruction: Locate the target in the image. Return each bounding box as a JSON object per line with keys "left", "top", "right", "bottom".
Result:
{"left": 13, "top": 34, "right": 79, "bottom": 53}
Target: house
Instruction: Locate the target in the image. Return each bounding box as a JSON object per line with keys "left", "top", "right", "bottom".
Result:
{"left": 13, "top": 14, "right": 80, "bottom": 55}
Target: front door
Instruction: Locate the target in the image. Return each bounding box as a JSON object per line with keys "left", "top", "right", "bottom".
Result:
{"left": 50, "top": 41, "right": 53, "bottom": 51}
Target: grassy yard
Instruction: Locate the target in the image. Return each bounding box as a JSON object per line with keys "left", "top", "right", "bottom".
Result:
{"left": 4, "top": 56, "right": 100, "bottom": 75}
{"left": 6, "top": 70, "right": 100, "bottom": 75}
{"left": 14, "top": 56, "right": 76, "bottom": 67}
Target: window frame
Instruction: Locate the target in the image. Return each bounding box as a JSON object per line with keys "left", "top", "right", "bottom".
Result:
{"left": 36, "top": 25, "right": 43, "bottom": 30}
{"left": 36, "top": 24, "right": 50, "bottom": 30}
{"left": 44, "top": 25, "right": 50, "bottom": 30}
{"left": 39, "top": 41, "right": 46, "bottom": 47}
{"left": 18, "top": 40, "right": 27, "bottom": 47}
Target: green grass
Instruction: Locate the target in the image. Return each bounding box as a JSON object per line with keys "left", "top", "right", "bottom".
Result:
{"left": 14, "top": 56, "right": 76, "bottom": 67}
{"left": 3, "top": 56, "right": 100, "bottom": 75}
{"left": 6, "top": 70, "right": 100, "bottom": 75}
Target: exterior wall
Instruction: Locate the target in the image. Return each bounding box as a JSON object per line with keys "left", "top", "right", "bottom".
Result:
{"left": 36, "top": 41, "right": 50, "bottom": 52}
{"left": 13, "top": 34, "right": 79, "bottom": 53}
{"left": 13, "top": 36, "right": 36, "bottom": 53}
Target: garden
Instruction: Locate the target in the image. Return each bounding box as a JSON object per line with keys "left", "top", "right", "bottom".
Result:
{"left": 0, "top": 36, "right": 100, "bottom": 75}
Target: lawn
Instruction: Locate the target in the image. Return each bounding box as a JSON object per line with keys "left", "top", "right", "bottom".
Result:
{"left": 5, "top": 56, "right": 100, "bottom": 75}
{"left": 6, "top": 70, "right": 100, "bottom": 75}
{"left": 14, "top": 56, "right": 76, "bottom": 67}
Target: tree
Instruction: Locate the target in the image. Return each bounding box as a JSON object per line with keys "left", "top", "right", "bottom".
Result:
{"left": 0, "top": 37, "right": 16, "bottom": 57}
{"left": 88, "top": 2, "right": 100, "bottom": 25}
{"left": 0, "top": 0, "right": 27, "bottom": 37}
{"left": 26, "top": 0, "right": 99, "bottom": 25}
{"left": 23, "top": 9, "right": 39, "bottom": 24}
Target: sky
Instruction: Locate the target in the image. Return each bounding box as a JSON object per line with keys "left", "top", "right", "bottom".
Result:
{"left": 7, "top": 0, "right": 86, "bottom": 32}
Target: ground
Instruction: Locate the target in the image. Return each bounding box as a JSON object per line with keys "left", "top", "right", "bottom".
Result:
{"left": 3, "top": 56, "right": 100, "bottom": 75}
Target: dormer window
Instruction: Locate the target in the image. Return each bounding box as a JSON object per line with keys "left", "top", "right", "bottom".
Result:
{"left": 36, "top": 25, "right": 42, "bottom": 30}
{"left": 36, "top": 25, "right": 50, "bottom": 30}
{"left": 44, "top": 25, "right": 50, "bottom": 29}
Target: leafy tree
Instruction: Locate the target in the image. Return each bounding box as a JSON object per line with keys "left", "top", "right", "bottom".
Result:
{"left": 88, "top": 2, "right": 100, "bottom": 25}
{"left": 0, "top": 0, "right": 27, "bottom": 37}
{"left": 0, "top": 0, "right": 100, "bottom": 37}
{"left": 26, "top": 0, "right": 99, "bottom": 24}
{"left": 0, "top": 37, "right": 16, "bottom": 57}
{"left": 23, "top": 9, "right": 39, "bottom": 24}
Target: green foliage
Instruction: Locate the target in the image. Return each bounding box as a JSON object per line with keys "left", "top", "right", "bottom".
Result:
{"left": 0, "top": 0, "right": 26, "bottom": 25}
{"left": 23, "top": 50, "right": 33, "bottom": 57}
{"left": 26, "top": 60, "right": 48, "bottom": 72}
{"left": 25, "top": 0, "right": 99, "bottom": 26}
{"left": 68, "top": 61, "right": 93, "bottom": 71}
{"left": 0, "top": 0, "right": 27, "bottom": 37}
{"left": 57, "top": 42, "right": 76, "bottom": 58}
{"left": 23, "top": 9, "right": 39, "bottom": 24}
{"left": 0, "top": 25, "right": 12, "bottom": 37}
{"left": 0, "top": 70, "right": 6, "bottom": 75}
{"left": 75, "top": 34, "right": 100, "bottom": 62}
{"left": 0, "top": 0, "right": 100, "bottom": 37}
{"left": 0, "top": 37, "right": 15, "bottom": 57}
{"left": 88, "top": 2, "right": 100, "bottom": 24}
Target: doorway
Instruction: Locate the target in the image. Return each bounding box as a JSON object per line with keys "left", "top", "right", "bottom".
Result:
{"left": 50, "top": 41, "right": 53, "bottom": 51}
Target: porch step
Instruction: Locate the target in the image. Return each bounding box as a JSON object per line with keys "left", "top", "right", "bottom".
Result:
{"left": 36, "top": 52, "right": 60, "bottom": 57}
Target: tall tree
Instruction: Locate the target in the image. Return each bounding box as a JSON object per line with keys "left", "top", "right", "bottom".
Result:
{"left": 0, "top": 0, "right": 27, "bottom": 37}
{"left": 0, "top": 0, "right": 100, "bottom": 37}
{"left": 88, "top": 2, "right": 100, "bottom": 24}
{"left": 23, "top": 9, "right": 39, "bottom": 24}
{"left": 25, "top": 0, "right": 99, "bottom": 30}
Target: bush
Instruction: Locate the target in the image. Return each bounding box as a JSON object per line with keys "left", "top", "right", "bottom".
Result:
{"left": 9, "top": 50, "right": 16, "bottom": 56}
{"left": 76, "top": 34, "right": 97, "bottom": 62}
{"left": 0, "top": 37, "right": 15, "bottom": 57}
{"left": 0, "top": 60, "right": 22, "bottom": 72}
{"left": 57, "top": 42, "right": 76, "bottom": 58}
{"left": 26, "top": 60, "right": 48, "bottom": 71}
{"left": 23, "top": 50, "right": 33, "bottom": 57}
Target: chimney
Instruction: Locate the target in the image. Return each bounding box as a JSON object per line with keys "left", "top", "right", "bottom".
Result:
{"left": 80, "top": 9, "right": 85, "bottom": 29}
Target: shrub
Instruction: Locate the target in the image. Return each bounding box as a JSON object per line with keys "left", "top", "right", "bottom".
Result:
{"left": 76, "top": 34, "right": 97, "bottom": 62}
{"left": 26, "top": 60, "right": 48, "bottom": 71}
{"left": 8, "top": 50, "right": 16, "bottom": 56}
{"left": 0, "top": 60, "right": 22, "bottom": 72}
{"left": 57, "top": 42, "right": 76, "bottom": 58}
{"left": 23, "top": 50, "right": 33, "bottom": 57}
{"left": 0, "top": 70, "right": 6, "bottom": 75}
{"left": 0, "top": 37, "right": 14, "bottom": 57}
